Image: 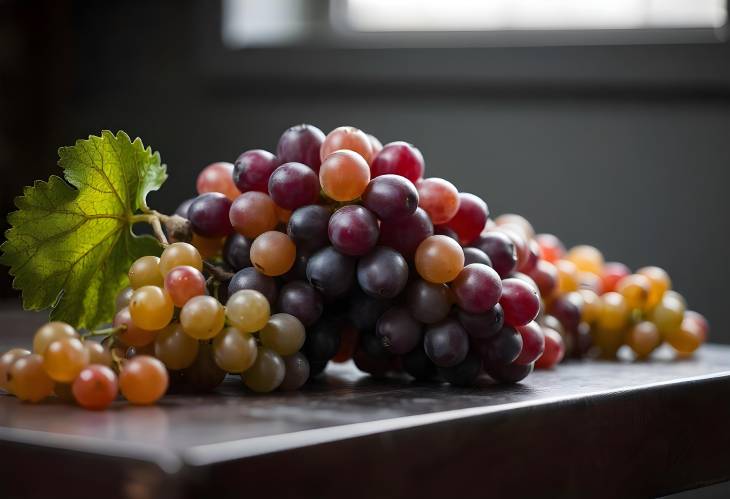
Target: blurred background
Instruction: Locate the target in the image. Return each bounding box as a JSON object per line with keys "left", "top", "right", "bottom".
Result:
{"left": 1, "top": 0, "right": 729, "bottom": 343}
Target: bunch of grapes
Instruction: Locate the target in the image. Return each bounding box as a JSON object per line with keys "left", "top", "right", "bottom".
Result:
{"left": 531, "top": 239, "right": 709, "bottom": 361}
{"left": 0, "top": 123, "right": 709, "bottom": 409}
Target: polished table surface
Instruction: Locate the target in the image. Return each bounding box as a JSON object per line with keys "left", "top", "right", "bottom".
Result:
{"left": 1, "top": 307, "right": 729, "bottom": 499}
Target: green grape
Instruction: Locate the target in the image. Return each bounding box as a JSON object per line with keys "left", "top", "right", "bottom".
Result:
{"left": 9, "top": 354, "right": 55, "bottom": 402}
{"left": 180, "top": 295, "right": 226, "bottom": 340}
{"left": 128, "top": 255, "right": 164, "bottom": 289}
{"left": 159, "top": 242, "right": 203, "bottom": 276}
{"left": 213, "top": 327, "right": 258, "bottom": 373}
{"left": 129, "top": 286, "right": 174, "bottom": 331}
{"left": 225, "top": 289, "right": 270, "bottom": 333}
{"left": 33, "top": 321, "right": 78, "bottom": 354}
{"left": 650, "top": 290, "right": 686, "bottom": 336}
{"left": 241, "top": 347, "right": 285, "bottom": 393}
{"left": 154, "top": 323, "right": 199, "bottom": 370}
{"left": 259, "top": 313, "right": 306, "bottom": 356}
{"left": 42, "top": 337, "right": 90, "bottom": 383}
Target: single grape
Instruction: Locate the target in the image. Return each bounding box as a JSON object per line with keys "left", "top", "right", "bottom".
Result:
{"left": 114, "top": 306, "right": 159, "bottom": 347}
{"left": 0, "top": 348, "right": 30, "bottom": 392}
{"left": 42, "top": 337, "right": 89, "bottom": 383}
{"left": 9, "top": 354, "right": 55, "bottom": 402}
{"left": 597, "top": 291, "right": 630, "bottom": 331}
{"left": 402, "top": 344, "right": 438, "bottom": 380}
{"left": 226, "top": 289, "right": 270, "bottom": 333}
{"left": 495, "top": 227, "right": 529, "bottom": 273}
{"left": 684, "top": 310, "right": 709, "bottom": 342}
{"left": 129, "top": 286, "right": 174, "bottom": 331}
{"left": 180, "top": 295, "right": 226, "bottom": 339}
{"left": 535, "top": 327, "right": 565, "bottom": 369}
{"left": 197, "top": 161, "right": 241, "bottom": 200}
{"left": 526, "top": 259, "right": 558, "bottom": 299}
{"left": 472, "top": 232, "right": 517, "bottom": 278}
{"left": 154, "top": 323, "right": 199, "bottom": 370}
{"left": 276, "top": 124, "right": 325, "bottom": 173}
{"left": 164, "top": 265, "right": 207, "bottom": 307}
{"left": 213, "top": 327, "right": 258, "bottom": 373}
{"left": 188, "top": 192, "right": 234, "bottom": 238}
{"left": 115, "top": 286, "right": 134, "bottom": 312}
{"left": 636, "top": 266, "right": 672, "bottom": 309}
{"left": 439, "top": 351, "right": 481, "bottom": 387}
{"left": 228, "top": 267, "right": 279, "bottom": 307}
{"left": 451, "top": 263, "right": 501, "bottom": 314}
{"left": 361, "top": 174, "right": 419, "bottom": 220}
{"left": 485, "top": 361, "right": 534, "bottom": 384}
{"left": 260, "top": 313, "right": 306, "bottom": 356}
{"left": 626, "top": 321, "right": 661, "bottom": 359}
{"left": 268, "top": 162, "right": 320, "bottom": 210}
{"left": 279, "top": 353, "right": 310, "bottom": 391}
{"left": 184, "top": 343, "right": 226, "bottom": 391}
{"left": 494, "top": 214, "right": 535, "bottom": 239}
{"left": 417, "top": 178, "right": 460, "bottom": 225}
{"left": 577, "top": 289, "right": 601, "bottom": 324}
{"left": 233, "top": 149, "right": 280, "bottom": 193}
{"left": 250, "top": 231, "right": 296, "bottom": 276}
{"left": 406, "top": 279, "right": 452, "bottom": 324}
{"left": 242, "top": 347, "right": 285, "bottom": 393}
{"left": 514, "top": 321, "right": 545, "bottom": 365}
{"left": 328, "top": 204, "right": 382, "bottom": 257}
{"left": 376, "top": 306, "right": 423, "bottom": 355}
{"left": 303, "top": 317, "right": 342, "bottom": 362}
{"left": 223, "top": 233, "right": 252, "bottom": 270}
{"left": 159, "top": 242, "right": 203, "bottom": 276}
{"left": 578, "top": 271, "right": 603, "bottom": 295}
{"left": 665, "top": 315, "right": 703, "bottom": 354}
{"left": 378, "top": 207, "right": 434, "bottom": 258}
{"left": 287, "top": 205, "right": 331, "bottom": 252}
{"left": 306, "top": 246, "right": 356, "bottom": 298}
{"left": 566, "top": 245, "right": 604, "bottom": 275}
{"left": 128, "top": 256, "right": 164, "bottom": 289}
{"left": 649, "top": 290, "right": 686, "bottom": 335}
{"left": 120, "top": 356, "right": 168, "bottom": 405}
{"left": 443, "top": 193, "right": 488, "bottom": 245}
{"left": 555, "top": 259, "right": 580, "bottom": 294}
{"left": 367, "top": 133, "right": 383, "bottom": 156}
{"left": 423, "top": 318, "right": 469, "bottom": 368}
{"left": 357, "top": 246, "right": 408, "bottom": 299}
{"left": 33, "top": 321, "right": 78, "bottom": 354}
{"left": 601, "top": 261, "right": 631, "bottom": 294}
{"left": 347, "top": 289, "right": 393, "bottom": 332}
{"left": 518, "top": 239, "right": 540, "bottom": 274}
{"left": 548, "top": 292, "right": 584, "bottom": 333}
{"left": 457, "top": 304, "right": 504, "bottom": 340}
{"left": 370, "top": 141, "right": 424, "bottom": 182}
{"left": 478, "top": 325, "right": 523, "bottom": 367}
{"left": 319, "top": 150, "right": 371, "bottom": 202}
{"left": 72, "top": 365, "right": 118, "bottom": 410}
{"left": 616, "top": 274, "right": 652, "bottom": 310}
{"left": 320, "top": 126, "right": 373, "bottom": 164}
{"left": 535, "top": 233, "right": 565, "bottom": 263}
{"left": 499, "top": 278, "right": 540, "bottom": 328}
{"left": 414, "top": 235, "right": 464, "bottom": 284}
{"left": 462, "top": 247, "right": 492, "bottom": 267}
{"left": 277, "top": 281, "right": 324, "bottom": 327}
{"left": 229, "top": 191, "right": 278, "bottom": 239}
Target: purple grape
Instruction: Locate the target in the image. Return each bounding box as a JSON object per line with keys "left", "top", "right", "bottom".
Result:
{"left": 361, "top": 174, "right": 419, "bottom": 221}
{"left": 548, "top": 292, "right": 583, "bottom": 333}
{"left": 347, "top": 289, "right": 393, "bottom": 333}
{"left": 357, "top": 247, "right": 408, "bottom": 299}
{"left": 376, "top": 306, "right": 423, "bottom": 355}
{"left": 378, "top": 207, "right": 434, "bottom": 258}
{"left": 478, "top": 325, "right": 523, "bottom": 367}
{"left": 303, "top": 317, "right": 342, "bottom": 362}
{"left": 268, "top": 162, "right": 320, "bottom": 210}
{"left": 451, "top": 263, "right": 502, "bottom": 314}
{"left": 276, "top": 124, "right": 326, "bottom": 173}
{"left": 472, "top": 231, "right": 517, "bottom": 278}
{"left": 223, "top": 233, "right": 252, "bottom": 270}
{"left": 233, "top": 149, "right": 280, "bottom": 193}
{"left": 282, "top": 250, "right": 310, "bottom": 282}
{"left": 328, "top": 205, "right": 379, "bottom": 256}
{"left": 406, "top": 279, "right": 452, "bottom": 324}
{"left": 424, "top": 318, "right": 469, "bottom": 368}
{"left": 484, "top": 361, "right": 534, "bottom": 384}
{"left": 360, "top": 331, "right": 390, "bottom": 360}
{"left": 457, "top": 304, "right": 504, "bottom": 340}
{"left": 463, "top": 247, "right": 492, "bottom": 267}
{"left": 174, "top": 198, "right": 195, "bottom": 218}
{"left": 402, "top": 344, "right": 438, "bottom": 381}
{"left": 279, "top": 352, "right": 310, "bottom": 391}
{"left": 228, "top": 267, "right": 278, "bottom": 306}
{"left": 439, "top": 351, "right": 481, "bottom": 387}
{"left": 306, "top": 246, "right": 356, "bottom": 298}
{"left": 188, "top": 193, "right": 233, "bottom": 237}
{"left": 287, "top": 205, "right": 331, "bottom": 252}
{"left": 277, "top": 280, "right": 324, "bottom": 327}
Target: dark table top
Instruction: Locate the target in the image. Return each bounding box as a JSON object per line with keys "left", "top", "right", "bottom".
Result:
{"left": 1, "top": 307, "right": 729, "bottom": 499}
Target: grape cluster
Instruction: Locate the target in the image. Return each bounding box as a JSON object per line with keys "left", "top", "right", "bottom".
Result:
{"left": 0, "top": 123, "right": 708, "bottom": 409}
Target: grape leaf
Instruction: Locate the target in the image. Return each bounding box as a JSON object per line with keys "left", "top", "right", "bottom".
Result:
{"left": 0, "top": 130, "right": 167, "bottom": 329}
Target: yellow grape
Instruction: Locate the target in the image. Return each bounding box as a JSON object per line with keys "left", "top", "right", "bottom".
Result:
{"left": 616, "top": 274, "right": 652, "bottom": 311}
{"left": 626, "top": 321, "right": 661, "bottom": 359}
{"left": 180, "top": 296, "right": 226, "bottom": 339}
{"left": 33, "top": 321, "right": 78, "bottom": 354}
{"left": 225, "top": 289, "right": 270, "bottom": 333}
{"left": 566, "top": 245, "right": 604, "bottom": 275}
{"left": 42, "top": 338, "right": 90, "bottom": 383}
{"left": 555, "top": 260, "right": 579, "bottom": 294}
{"left": 649, "top": 290, "right": 686, "bottom": 336}
{"left": 129, "top": 286, "right": 174, "bottom": 331}
{"left": 154, "top": 323, "right": 199, "bottom": 370}
{"left": 637, "top": 266, "right": 672, "bottom": 309}
{"left": 84, "top": 342, "right": 112, "bottom": 367}
{"left": 259, "top": 313, "right": 306, "bottom": 356}
{"left": 0, "top": 348, "right": 31, "bottom": 392}
{"left": 119, "top": 356, "right": 168, "bottom": 405}
{"left": 597, "top": 292, "right": 630, "bottom": 331}
{"left": 159, "top": 242, "right": 203, "bottom": 276}
{"left": 213, "top": 327, "right": 258, "bottom": 373}
{"left": 665, "top": 315, "right": 703, "bottom": 354}
{"left": 591, "top": 328, "right": 626, "bottom": 359}
{"left": 128, "top": 256, "right": 164, "bottom": 289}
{"left": 577, "top": 289, "right": 600, "bottom": 324}
{"left": 9, "top": 354, "right": 55, "bottom": 402}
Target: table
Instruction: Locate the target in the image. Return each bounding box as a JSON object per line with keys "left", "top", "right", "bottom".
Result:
{"left": 1, "top": 308, "right": 729, "bottom": 499}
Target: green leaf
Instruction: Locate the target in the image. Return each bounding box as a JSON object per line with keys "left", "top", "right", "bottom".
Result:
{"left": 1, "top": 130, "right": 167, "bottom": 329}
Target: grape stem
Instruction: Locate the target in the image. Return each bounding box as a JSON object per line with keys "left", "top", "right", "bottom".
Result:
{"left": 204, "top": 261, "right": 233, "bottom": 281}
{"left": 82, "top": 324, "right": 126, "bottom": 339}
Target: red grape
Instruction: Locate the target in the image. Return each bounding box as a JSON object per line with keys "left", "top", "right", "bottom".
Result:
{"left": 443, "top": 193, "right": 488, "bottom": 245}
{"left": 196, "top": 162, "right": 240, "bottom": 201}
{"left": 328, "top": 205, "right": 380, "bottom": 256}
{"left": 499, "top": 278, "right": 540, "bottom": 327}
{"left": 233, "top": 149, "right": 280, "bottom": 193}
{"left": 268, "top": 162, "right": 320, "bottom": 210}
{"left": 370, "top": 141, "right": 424, "bottom": 182}
{"left": 451, "top": 263, "right": 501, "bottom": 314}
{"left": 514, "top": 321, "right": 545, "bottom": 365}
{"left": 276, "top": 124, "right": 325, "bottom": 173}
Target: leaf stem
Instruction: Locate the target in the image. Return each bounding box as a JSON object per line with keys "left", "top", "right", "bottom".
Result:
{"left": 82, "top": 325, "right": 125, "bottom": 339}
